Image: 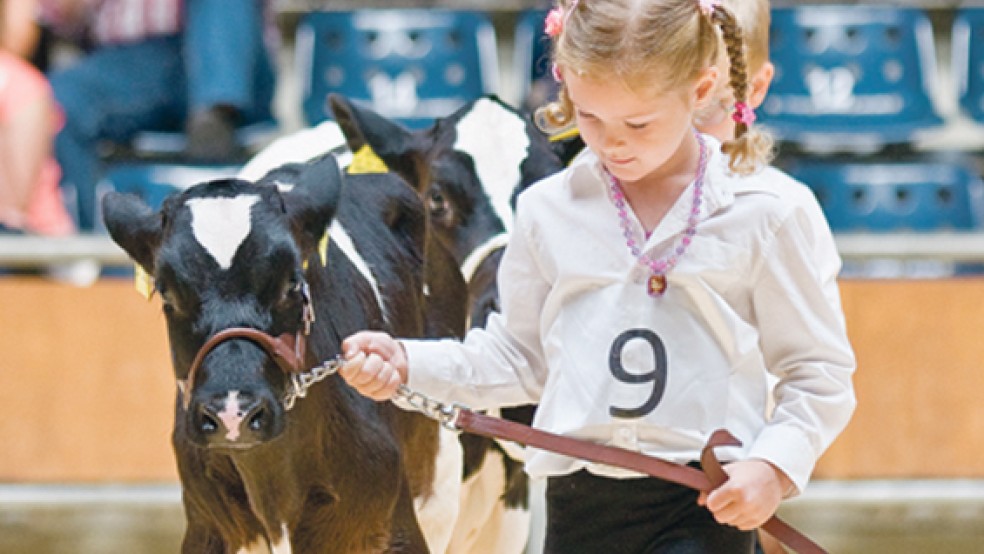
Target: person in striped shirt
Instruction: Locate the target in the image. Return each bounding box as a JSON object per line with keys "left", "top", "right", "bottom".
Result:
{"left": 33, "top": 0, "right": 275, "bottom": 230}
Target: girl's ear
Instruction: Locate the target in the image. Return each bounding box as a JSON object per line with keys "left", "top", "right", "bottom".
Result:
{"left": 692, "top": 66, "right": 720, "bottom": 110}
{"left": 748, "top": 61, "right": 775, "bottom": 109}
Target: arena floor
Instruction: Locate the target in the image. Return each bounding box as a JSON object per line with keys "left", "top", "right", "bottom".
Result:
{"left": 2, "top": 480, "right": 984, "bottom": 553}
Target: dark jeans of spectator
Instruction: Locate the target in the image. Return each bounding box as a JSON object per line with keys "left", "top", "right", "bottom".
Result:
{"left": 49, "top": 0, "right": 274, "bottom": 230}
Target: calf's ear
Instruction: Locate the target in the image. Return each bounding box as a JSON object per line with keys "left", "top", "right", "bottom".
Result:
{"left": 328, "top": 93, "right": 430, "bottom": 193}
{"left": 329, "top": 93, "right": 413, "bottom": 155}
{"left": 275, "top": 152, "right": 343, "bottom": 254}
{"left": 102, "top": 192, "right": 162, "bottom": 274}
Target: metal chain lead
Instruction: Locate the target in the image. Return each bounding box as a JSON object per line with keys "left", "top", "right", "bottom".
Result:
{"left": 395, "top": 384, "right": 463, "bottom": 431}
{"left": 283, "top": 355, "right": 465, "bottom": 431}
{"left": 283, "top": 356, "right": 344, "bottom": 410}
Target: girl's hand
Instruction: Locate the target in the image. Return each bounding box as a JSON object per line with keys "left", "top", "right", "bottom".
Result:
{"left": 339, "top": 331, "right": 408, "bottom": 401}
{"left": 697, "top": 459, "right": 793, "bottom": 531}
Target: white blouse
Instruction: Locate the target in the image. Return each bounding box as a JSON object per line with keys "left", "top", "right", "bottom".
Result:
{"left": 402, "top": 135, "right": 856, "bottom": 494}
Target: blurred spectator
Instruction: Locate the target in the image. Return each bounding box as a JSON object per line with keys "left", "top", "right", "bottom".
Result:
{"left": 2, "top": 0, "right": 58, "bottom": 72}
{"left": 34, "top": 0, "right": 275, "bottom": 231}
{"left": 1, "top": 0, "right": 41, "bottom": 58}
{"left": 0, "top": 3, "right": 75, "bottom": 236}
{"left": 693, "top": 0, "right": 774, "bottom": 145}
{"left": 182, "top": 0, "right": 276, "bottom": 161}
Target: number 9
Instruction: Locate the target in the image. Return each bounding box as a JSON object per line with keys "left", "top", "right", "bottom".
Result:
{"left": 608, "top": 329, "right": 667, "bottom": 418}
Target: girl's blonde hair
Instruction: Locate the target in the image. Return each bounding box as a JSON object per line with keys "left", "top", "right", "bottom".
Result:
{"left": 535, "top": 0, "right": 772, "bottom": 175}
{"left": 725, "top": 0, "right": 770, "bottom": 73}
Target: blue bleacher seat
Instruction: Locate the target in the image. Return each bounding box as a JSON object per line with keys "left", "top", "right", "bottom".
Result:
{"left": 94, "top": 162, "right": 241, "bottom": 278}
{"left": 762, "top": 6, "right": 943, "bottom": 153}
{"left": 127, "top": 121, "right": 278, "bottom": 160}
{"left": 99, "top": 163, "right": 242, "bottom": 212}
{"left": 952, "top": 8, "right": 984, "bottom": 124}
{"left": 295, "top": 9, "right": 499, "bottom": 129}
{"left": 514, "top": 9, "right": 557, "bottom": 113}
{"left": 783, "top": 158, "right": 984, "bottom": 232}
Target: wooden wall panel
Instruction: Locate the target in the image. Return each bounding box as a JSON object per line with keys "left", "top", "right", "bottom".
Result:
{"left": 814, "top": 279, "right": 984, "bottom": 478}
{"left": 0, "top": 277, "right": 177, "bottom": 482}
{"left": 1, "top": 276, "right": 983, "bottom": 481}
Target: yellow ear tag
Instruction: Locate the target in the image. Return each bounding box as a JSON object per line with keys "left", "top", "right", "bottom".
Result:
{"left": 302, "top": 229, "right": 331, "bottom": 272}
{"left": 134, "top": 264, "right": 154, "bottom": 301}
{"left": 317, "top": 229, "right": 330, "bottom": 266}
{"left": 346, "top": 145, "right": 389, "bottom": 175}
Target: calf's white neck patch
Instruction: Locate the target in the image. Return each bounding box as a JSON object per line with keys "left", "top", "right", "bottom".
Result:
{"left": 270, "top": 523, "right": 291, "bottom": 554}
{"left": 234, "top": 523, "right": 290, "bottom": 553}
{"left": 187, "top": 195, "right": 260, "bottom": 269}
{"left": 330, "top": 221, "right": 390, "bottom": 323}
{"left": 235, "top": 537, "right": 269, "bottom": 554}
{"left": 453, "top": 99, "right": 530, "bottom": 233}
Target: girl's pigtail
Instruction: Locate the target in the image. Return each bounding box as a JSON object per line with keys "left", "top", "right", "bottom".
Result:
{"left": 710, "top": 4, "right": 774, "bottom": 175}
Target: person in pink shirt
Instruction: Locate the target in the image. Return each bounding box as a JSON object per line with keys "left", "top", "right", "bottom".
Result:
{"left": 0, "top": 44, "right": 74, "bottom": 235}
{"left": 0, "top": 0, "right": 40, "bottom": 59}
{"left": 26, "top": 0, "right": 275, "bottom": 231}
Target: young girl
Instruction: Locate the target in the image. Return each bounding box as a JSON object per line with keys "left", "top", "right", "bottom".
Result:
{"left": 340, "top": 0, "right": 856, "bottom": 552}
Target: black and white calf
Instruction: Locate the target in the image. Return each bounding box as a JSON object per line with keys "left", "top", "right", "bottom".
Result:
{"left": 103, "top": 152, "right": 467, "bottom": 553}
{"left": 328, "top": 95, "right": 563, "bottom": 554}
{"left": 239, "top": 95, "right": 565, "bottom": 553}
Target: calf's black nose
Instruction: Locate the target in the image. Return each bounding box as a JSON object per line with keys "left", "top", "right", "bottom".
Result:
{"left": 191, "top": 391, "right": 283, "bottom": 448}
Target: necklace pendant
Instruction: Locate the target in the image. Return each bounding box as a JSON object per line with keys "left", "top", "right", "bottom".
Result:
{"left": 647, "top": 274, "right": 667, "bottom": 296}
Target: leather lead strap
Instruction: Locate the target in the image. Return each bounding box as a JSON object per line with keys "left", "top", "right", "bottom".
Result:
{"left": 453, "top": 409, "right": 827, "bottom": 554}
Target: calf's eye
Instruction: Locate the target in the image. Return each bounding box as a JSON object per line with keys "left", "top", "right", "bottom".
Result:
{"left": 427, "top": 189, "right": 450, "bottom": 217}
{"left": 278, "top": 278, "right": 300, "bottom": 304}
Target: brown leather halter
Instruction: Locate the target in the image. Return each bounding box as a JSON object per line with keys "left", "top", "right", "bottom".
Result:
{"left": 178, "top": 282, "right": 315, "bottom": 410}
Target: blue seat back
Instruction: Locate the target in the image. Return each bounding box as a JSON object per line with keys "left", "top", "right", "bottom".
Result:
{"left": 296, "top": 9, "right": 499, "bottom": 128}
{"left": 762, "top": 6, "right": 942, "bottom": 151}
{"left": 514, "top": 9, "right": 558, "bottom": 112}
{"left": 100, "top": 163, "right": 242, "bottom": 211}
{"left": 785, "top": 159, "right": 982, "bottom": 232}
{"left": 128, "top": 121, "right": 278, "bottom": 159}
{"left": 952, "top": 8, "right": 984, "bottom": 123}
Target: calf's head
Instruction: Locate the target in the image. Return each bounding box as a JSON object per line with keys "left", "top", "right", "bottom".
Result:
{"left": 329, "top": 94, "right": 564, "bottom": 327}
{"left": 102, "top": 154, "right": 341, "bottom": 449}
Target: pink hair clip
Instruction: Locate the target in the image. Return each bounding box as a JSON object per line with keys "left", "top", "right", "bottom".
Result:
{"left": 544, "top": 0, "right": 581, "bottom": 37}
{"left": 732, "top": 102, "right": 757, "bottom": 125}
{"left": 544, "top": 8, "right": 564, "bottom": 37}
{"left": 698, "top": 0, "right": 720, "bottom": 16}
{"left": 551, "top": 63, "right": 563, "bottom": 83}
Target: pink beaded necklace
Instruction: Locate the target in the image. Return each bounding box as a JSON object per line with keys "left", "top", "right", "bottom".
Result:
{"left": 607, "top": 132, "right": 708, "bottom": 297}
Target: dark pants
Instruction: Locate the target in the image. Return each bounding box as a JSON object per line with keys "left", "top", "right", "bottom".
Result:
{"left": 544, "top": 469, "right": 755, "bottom": 554}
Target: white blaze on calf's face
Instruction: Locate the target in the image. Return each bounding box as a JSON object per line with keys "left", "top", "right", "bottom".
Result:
{"left": 187, "top": 195, "right": 260, "bottom": 269}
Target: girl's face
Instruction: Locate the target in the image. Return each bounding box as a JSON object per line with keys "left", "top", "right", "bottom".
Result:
{"left": 565, "top": 69, "right": 716, "bottom": 186}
